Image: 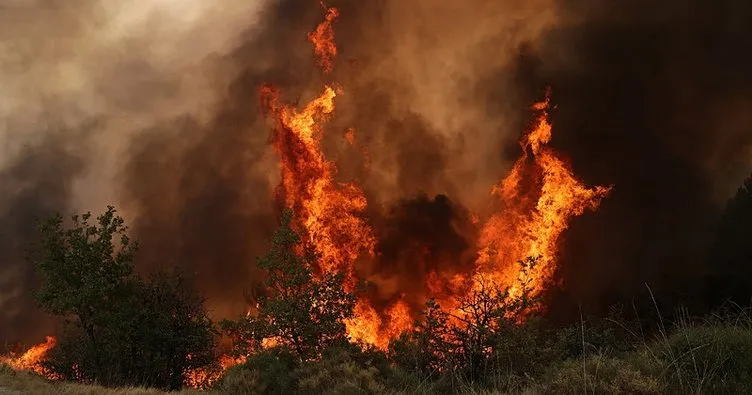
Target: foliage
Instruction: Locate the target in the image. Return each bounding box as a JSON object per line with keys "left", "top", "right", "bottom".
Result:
{"left": 215, "top": 347, "right": 299, "bottom": 395}
{"left": 31, "top": 207, "right": 217, "bottom": 390}
{"left": 221, "top": 210, "right": 356, "bottom": 362}
{"left": 33, "top": 206, "right": 137, "bottom": 344}
{"left": 215, "top": 345, "right": 393, "bottom": 395}
{"left": 557, "top": 306, "right": 641, "bottom": 360}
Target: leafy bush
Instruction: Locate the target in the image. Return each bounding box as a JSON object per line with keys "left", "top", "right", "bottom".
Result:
{"left": 388, "top": 260, "right": 540, "bottom": 389}
{"left": 215, "top": 345, "right": 395, "bottom": 395}
{"left": 557, "top": 307, "right": 641, "bottom": 359}
{"left": 215, "top": 347, "right": 299, "bottom": 395}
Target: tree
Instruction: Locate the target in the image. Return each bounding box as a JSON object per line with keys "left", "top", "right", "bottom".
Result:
{"left": 222, "top": 210, "right": 356, "bottom": 362}
{"left": 32, "top": 206, "right": 217, "bottom": 390}
{"left": 707, "top": 175, "right": 752, "bottom": 304}
{"left": 33, "top": 206, "right": 137, "bottom": 375}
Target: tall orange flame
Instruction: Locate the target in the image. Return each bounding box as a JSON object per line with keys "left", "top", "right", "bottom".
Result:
{"left": 476, "top": 91, "right": 612, "bottom": 300}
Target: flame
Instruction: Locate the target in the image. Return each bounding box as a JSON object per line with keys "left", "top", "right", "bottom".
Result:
{"left": 257, "top": 5, "right": 613, "bottom": 350}
{"left": 261, "top": 4, "right": 383, "bottom": 346}
{"left": 185, "top": 353, "right": 247, "bottom": 389}
{"left": 475, "top": 92, "right": 612, "bottom": 300}
{"left": 307, "top": 2, "right": 339, "bottom": 74}
{"left": 1, "top": 336, "right": 56, "bottom": 377}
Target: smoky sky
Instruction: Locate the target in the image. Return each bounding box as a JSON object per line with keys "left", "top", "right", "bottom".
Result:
{"left": 2, "top": 0, "right": 752, "bottom": 344}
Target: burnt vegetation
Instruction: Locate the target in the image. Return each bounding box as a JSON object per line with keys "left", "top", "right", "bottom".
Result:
{"left": 2, "top": 173, "right": 751, "bottom": 394}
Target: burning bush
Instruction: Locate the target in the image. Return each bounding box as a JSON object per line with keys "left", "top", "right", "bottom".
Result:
{"left": 30, "top": 206, "right": 218, "bottom": 390}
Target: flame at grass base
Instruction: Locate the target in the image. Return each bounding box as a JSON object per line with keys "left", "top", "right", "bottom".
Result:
{"left": 1, "top": 336, "right": 57, "bottom": 378}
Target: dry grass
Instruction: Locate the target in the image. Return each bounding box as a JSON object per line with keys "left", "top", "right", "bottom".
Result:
{"left": 0, "top": 364, "right": 212, "bottom": 395}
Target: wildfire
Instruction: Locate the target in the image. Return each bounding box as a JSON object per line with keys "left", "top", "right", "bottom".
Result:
{"left": 1, "top": 336, "right": 56, "bottom": 377}
{"left": 185, "top": 354, "right": 246, "bottom": 389}
{"left": 9, "top": 3, "right": 614, "bottom": 383}
{"left": 259, "top": 5, "right": 612, "bottom": 349}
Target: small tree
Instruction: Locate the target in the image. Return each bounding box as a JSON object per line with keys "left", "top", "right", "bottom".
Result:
{"left": 223, "top": 210, "right": 356, "bottom": 362}
{"left": 125, "top": 270, "right": 218, "bottom": 390}
{"left": 32, "top": 206, "right": 217, "bottom": 390}
{"left": 33, "top": 206, "right": 137, "bottom": 376}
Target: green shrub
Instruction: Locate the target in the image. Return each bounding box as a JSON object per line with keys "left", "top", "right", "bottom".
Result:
{"left": 31, "top": 207, "right": 218, "bottom": 390}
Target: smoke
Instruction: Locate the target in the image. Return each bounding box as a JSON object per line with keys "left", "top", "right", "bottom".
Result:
{"left": 0, "top": 0, "right": 273, "bottom": 343}
{"left": 3, "top": 0, "right": 752, "bottom": 343}
{"left": 124, "top": 0, "right": 560, "bottom": 323}
{"left": 362, "top": 194, "right": 478, "bottom": 313}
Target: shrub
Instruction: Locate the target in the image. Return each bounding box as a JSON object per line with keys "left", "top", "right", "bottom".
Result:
{"left": 215, "top": 347, "right": 299, "bottom": 395}
{"left": 536, "top": 353, "right": 662, "bottom": 395}
{"left": 650, "top": 324, "right": 752, "bottom": 394}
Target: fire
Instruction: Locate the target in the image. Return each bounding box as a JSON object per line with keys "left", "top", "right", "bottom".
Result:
{"left": 258, "top": 5, "right": 375, "bottom": 277}
{"left": 258, "top": 5, "right": 613, "bottom": 349}
{"left": 185, "top": 354, "right": 246, "bottom": 389}
{"left": 1, "top": 336, "right": 56, "bottom": 377}
{"left": 308, "top": 3, "right": 339, "bottom": 73}
{"left": 475, "top": 92, "right": 612, "bottom": 300}
{"left": 9, "top": 4, "right": 613, "bottom": 379}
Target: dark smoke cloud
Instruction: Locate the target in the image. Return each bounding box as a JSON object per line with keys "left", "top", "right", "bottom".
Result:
{"left": 361, "top": 194, "right": 478, "bottom": 312}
